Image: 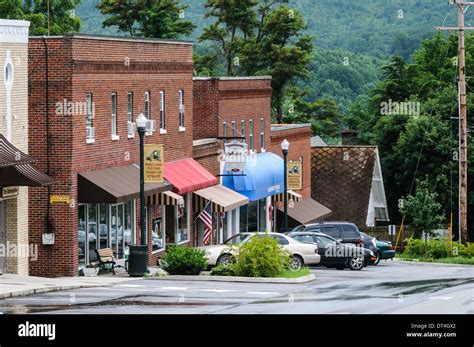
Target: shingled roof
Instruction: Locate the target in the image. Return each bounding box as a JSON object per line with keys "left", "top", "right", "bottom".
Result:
{"left": 311, "top": 146, "right": 377, "bottom": 227}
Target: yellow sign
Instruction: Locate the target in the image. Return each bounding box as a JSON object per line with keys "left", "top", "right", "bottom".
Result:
{"left": 50, "top": 195, "right": 71, "bottom": 204}
{"left": 1, "top": 186, "right": 19, "bottom": 199}
{"left": 287, "top": 161, "right": 302, "bottom": 190}
{"left": 144, "top": 144, "right": 164, "bottom": 183}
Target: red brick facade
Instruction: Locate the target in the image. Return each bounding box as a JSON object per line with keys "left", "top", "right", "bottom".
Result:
{"left": 28, "top": 35, "right": 194, "bottom": 276}
{"left": 270, "top": 124, "right": 312, "bottom": 199}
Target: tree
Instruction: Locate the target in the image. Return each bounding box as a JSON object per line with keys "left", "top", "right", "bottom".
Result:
{"left": 400, "top": 180, "right": 445, "bottom": 238}
{"left": 97, "top": 0, "right": 195, "bottom": 39}
{"left": 0, "top": 0, "right": 81, "bottom": 35}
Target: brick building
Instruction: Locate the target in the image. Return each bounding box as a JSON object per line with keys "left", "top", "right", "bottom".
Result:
{"left": 0, "top": 20, "right": 53, "bottom": 275}
{"left": 27, "top": 34, "right": 248, "bottom": 277}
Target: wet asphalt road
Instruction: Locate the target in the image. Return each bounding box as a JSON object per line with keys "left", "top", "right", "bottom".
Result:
{"left": 0, "top": 260, "right": 473, "bottom": 314}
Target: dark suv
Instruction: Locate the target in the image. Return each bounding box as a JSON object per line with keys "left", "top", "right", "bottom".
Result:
{"left": 289, "top": 221, "right": 365, "bottom": 246}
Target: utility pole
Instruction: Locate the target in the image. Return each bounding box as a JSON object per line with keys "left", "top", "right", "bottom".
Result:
{"left": 438, "top": 0, "right": 471, "bottom": 244}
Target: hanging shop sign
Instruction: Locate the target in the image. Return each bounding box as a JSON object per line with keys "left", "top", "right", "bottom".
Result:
{"left": 1, "top": 186, "right": 19, "bottom": 199}
{"left": 224, "top": 140, "right": 247, "bottom": 172}
{"left": 144, "top": 144, "right": 164, "bottom": 183}
{"left": 49, "top": 195, "right": 71, "bottom": 204}
{"left": 287, "top": 161, "right": 302, "bottom": 190}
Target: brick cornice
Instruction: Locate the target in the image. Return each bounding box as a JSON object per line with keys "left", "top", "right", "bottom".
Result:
{"left": 72, "top": 60, "right": 194, "bottom": 74}
{"left": 218, "top": 88, "right": 272, "bottom": 99}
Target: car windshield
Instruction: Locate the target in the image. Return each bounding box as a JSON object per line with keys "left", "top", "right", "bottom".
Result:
{"left": 290, "top": 225, "right": 305, "bottom": 233}
{"left": 224, "top": 234, "right": 249, "bottom": 245}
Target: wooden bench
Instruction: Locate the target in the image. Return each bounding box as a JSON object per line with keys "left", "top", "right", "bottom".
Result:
{"left": 95, "top": 248, "right": 126, "bottom": 275}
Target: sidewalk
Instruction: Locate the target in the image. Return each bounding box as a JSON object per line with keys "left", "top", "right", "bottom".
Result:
{"left": 0, "top": 271, "right": 136, "bottom": 299}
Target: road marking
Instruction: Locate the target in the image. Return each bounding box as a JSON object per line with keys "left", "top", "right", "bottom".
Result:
{"left": 246, "top": 291, "right": 280, "bottom": 295}
{"left": 156, "top": 286, "right": 189, "bottom": 291}
{"left": 197, "top": 289, "right": 235, "bottom": 293}
{"left": 116, "top": 284, "right": 145, "bottom": 288}
{"left": 428, "top": 296, "right": 453, "bottom": 300}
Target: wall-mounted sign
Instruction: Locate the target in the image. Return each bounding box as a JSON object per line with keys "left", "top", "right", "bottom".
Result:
{"left": 144, "top": 144, "right": 164, "bottom": 183}
{"left": 224, "top": 141, "right": 247, "bottom": 172}
{"left": 287, "top": 161, "right": 302, "bottom": 190}
{"left": 1, "top": 186, "right": 19, "bottom": 199}
{"left": 50, "top": 195, "right": 71, "bottom": 204}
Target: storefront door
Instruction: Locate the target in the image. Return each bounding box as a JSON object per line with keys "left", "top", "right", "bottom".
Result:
{"left": 110, "top": 204, "right": 125, "bottom": 259}
{"left": 0, "top": 201, "right": 5, "bottom": 273}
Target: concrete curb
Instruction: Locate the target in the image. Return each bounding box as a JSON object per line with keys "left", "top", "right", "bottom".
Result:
{"left": 0, "top": 279, "right": 136, "bottom": 300}
{"left": 395, "top": 258, "right": 474, "bottom": 268}
{"left": 145, "top": 273, "right": 316, "bottom": 284}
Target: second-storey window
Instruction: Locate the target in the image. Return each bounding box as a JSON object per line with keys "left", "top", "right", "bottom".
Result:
{"left": 223, "top": 122, "right": 227, "bottom": 138}
{"left": 86, "top": 93, "right": 94, "bottom": 141}
{"left": 241, "top": 120, "right": 245, "bottom": 141}
{"left": 232, "top": 121, "right": 236, "bottom": 137}
{"left": 160, "top": 91, "right": 165, "bottom": 130}
{"left": 145, "top": 91, "right": 150, "bottom": 119}
{"left": 178, "top": 90, "right": 184, "bottom": 128}
{"left": 127, "top": 92, "right": 133, "bottom": 123}
{"left": 249, "top": 119, "right": 254, "bottom": 150}
{"left": 111, "top": 93, "right": 117, "bottom": 138}
{"left": 260, "top": 117, "right": 265, "bottom": 148}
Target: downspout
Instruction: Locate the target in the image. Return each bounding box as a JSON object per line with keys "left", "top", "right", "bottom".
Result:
{"left": 42, "top": 37, "right": 53, "bottom": 234}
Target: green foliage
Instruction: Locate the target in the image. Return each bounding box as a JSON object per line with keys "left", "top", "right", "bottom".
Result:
{"left": 97, "top": 0, "right": 196, "bottom": 39}
{"left": 210, "top": 264, "right": 236, "bottom": 276}
{"left": 404, "top": 238, "right": 474, "bottom": 259}
{"left": 233, "top": 234, "right": 290, "bottom": 277}
{"left": 400, "top": 180, "right": 445, "bottom": 238}
{"left": 160, "top": 245, "right": 208, "bottom": 275}
{"left": 0, "top": 0, "right": 81, "bottom": 35}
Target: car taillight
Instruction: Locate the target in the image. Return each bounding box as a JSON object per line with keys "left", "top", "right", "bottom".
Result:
{"left": 389, "top": 245, "right": 394, "bottom": 250}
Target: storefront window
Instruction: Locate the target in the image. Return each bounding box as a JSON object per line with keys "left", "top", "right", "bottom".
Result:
{"left": 165, "top": 206, "right": 175, "bottom": 244}
{"left": 259, "top": 199, "right": 266, "bottom": 232}
{"left": 78, "top": 204, "right": 86, "bottom": 265}
{"left": 247, "top": 200, "right": 258, "bottom": 232}
{"left": 240, "top": 205, "right": 248, "bottom": 233}
{"left": 152, "top": 214, "right": 164, "bottom": 252}
{"left": 177, "top": 194, "right": 189, "bottom": 243}
{"left": 78, "top": 202, "right": 134, "bottom": 266}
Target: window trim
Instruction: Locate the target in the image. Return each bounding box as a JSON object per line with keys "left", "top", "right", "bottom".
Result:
{"left": 86, "top": 93, "right": 94, "bottom": 143}
{"left": 260, "top": 117, "right": 265, "bottom": 149}
{"left": 144, "top": 91, "right": 150, "bottom": 119}
{"left": 223, "top": 121, "right": 227, "bottom": 138}
{"left": 178, "top": 89, "right": 184, "bottom": 128}
{"left": 241, "top": 120, "right": 245, "bottom": 141}
{"left": 111, "top": 92, "right": 119, "bottom": 140}
{"left": 249, "top": 119, "right": 254, "bottom": 150}
{"left": 159, "top": 90, "right": 165, "bottom": 130}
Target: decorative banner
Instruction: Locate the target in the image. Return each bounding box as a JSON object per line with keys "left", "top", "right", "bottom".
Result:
{"left": 1, "top": 186, "right": 19, "bottom": 199}
{"left": 144, "top": 144, "right": 164, "bottom": 183}
{"left": 287, "top": 161, "right": 302, "bottom": 190}
{"left": 223, "top": 140, "right": 247, "bottom": 172}
{"left": 50, "top": 195, "right": 71, "bottom": 204}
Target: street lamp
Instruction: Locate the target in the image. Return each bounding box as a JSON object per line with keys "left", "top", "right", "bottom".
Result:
{"left": 128, "top": 112, "right": 148, "bottom": 277}
{"left": 281, "top": 139, "right": 289, "bottom": 233}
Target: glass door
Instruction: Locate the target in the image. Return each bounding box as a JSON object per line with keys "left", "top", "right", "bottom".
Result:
{"left": 110, "top": 204, "right": 125, "bottom": 259}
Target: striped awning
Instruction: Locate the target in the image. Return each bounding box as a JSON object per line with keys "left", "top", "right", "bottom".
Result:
{"left": 272, "top": 190, "right": 302, "bottom": 203}
{"left": 194, "top": 185, "right": 249, "bottom": 213}
{"left": 0, "top": 134, "right": 36, "bottom": 168}
{"left": 146, "top": 190, "right": 184, "bottom": 206}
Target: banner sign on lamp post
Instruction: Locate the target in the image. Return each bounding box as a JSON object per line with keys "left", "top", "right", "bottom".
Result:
{"left": 287, "top": 161, "right": 302, "bottom": 190}
{"left": 144, "top": 144, "right": 164, "bottom": 183}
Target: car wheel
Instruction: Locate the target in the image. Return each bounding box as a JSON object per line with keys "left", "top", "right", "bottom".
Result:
{"left": 348, "top": 256, "right": 364, "bottom": 271}
{"left": 289, "top": 255, "right": 303, "bottom": 272}
{"left": 373, "top": 251, "right": 381, "bottom": 266}
{"left": 216, "top": 254, "right": 234, "bottom": 267}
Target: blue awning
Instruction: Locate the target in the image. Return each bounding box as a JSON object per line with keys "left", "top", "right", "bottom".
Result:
{"left": 222, "top": 152, "right": 284, "bottom": 201}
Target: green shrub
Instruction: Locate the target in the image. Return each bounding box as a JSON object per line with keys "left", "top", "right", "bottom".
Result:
{"left": 457, "top": 242, "right": 474, "bottom": 258}
{"left": 233, "top": 233, "right": 290, "bottom": 277}
{"left": 160, "top": 245, "right": 207, "bottom": 275}
{"left": 404, "top": 238, "right": 426, "bottom": 257}
{"left": 210, "top": 264, "right": 236, "bottom": 276}
{"left": 428, "top": 239, "right": 451, "bottom": 259}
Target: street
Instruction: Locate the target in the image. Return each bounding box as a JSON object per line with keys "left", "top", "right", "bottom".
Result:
{"left": 0, "top": 260, "right": 473, "bottom": 314}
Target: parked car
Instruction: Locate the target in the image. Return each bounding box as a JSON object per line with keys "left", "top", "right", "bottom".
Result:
{"left": 360, "top": 232, "right": 395, "bottom": 265}
{"left": 289, "top": 221, "right": 365, "bottom": 246}
{"left": 288, "top": 231, "right": 377, "bottom": 270}
{"left": 198, "top": 232, "right": 321, "bottom": 271}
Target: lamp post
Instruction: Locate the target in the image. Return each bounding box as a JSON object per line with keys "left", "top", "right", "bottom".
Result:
{"left": 128, "top": 112, "right": 148, "bottom": 277}
{"left": 281, "top": 139, "right": 289, "bottom": 233}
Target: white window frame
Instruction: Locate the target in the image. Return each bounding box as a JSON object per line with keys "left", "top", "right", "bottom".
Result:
{"left": 145, "top": 91, "right": 150, "bottom": 119}
{"left": 178, "top": 89, "right": 185, "bottom": 131}
{"left": 241, "top": 120, "right": 245, "bottom": 141}
{"left": 111, "top": 93, "right": 119, "bottom": 140}
{"left": 159, "top": 90, "right": 166, "bottom": 134}
{"left": 260, "top": 117, "right": 265, "bottom": 149}
{"left": 127, "top": 92, "right": 134, "bottom": 138}
{"left": 249, "top": 119, "right": 254, "bottom": 150}
{"left": 223, "top": 121, "right": 227, "bottom": 138}
{"left": 152, "top": 206, "right": 166, "bottom": 254}
{"left": 232, "top": 121, "right": 236, "bottom": 137}
{"left": 86, "top": 93, "right": 94, "bottom": 144}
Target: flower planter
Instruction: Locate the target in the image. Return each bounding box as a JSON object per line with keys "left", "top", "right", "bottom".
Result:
{"left": 83, "top": 267, "right": 99, "bottom": 277}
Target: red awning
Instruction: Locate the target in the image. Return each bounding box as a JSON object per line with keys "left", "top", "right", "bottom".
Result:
{"left": 164, "top": 158, "right": 218, "bottom": 194}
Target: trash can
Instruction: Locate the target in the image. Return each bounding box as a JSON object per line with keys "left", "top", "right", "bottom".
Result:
{"left": 128, "top": 245, "right": 148, "bottom": 277}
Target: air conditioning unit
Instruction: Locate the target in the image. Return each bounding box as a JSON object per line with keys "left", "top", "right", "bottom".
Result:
{"left": 86, "top": 126, "right": 95, "bottom": 140}
{"left": 145, "top": 119, "right": 157, "bottom": 132}
{"left": 127, "top": 121, "right": 136, "bottom": 136}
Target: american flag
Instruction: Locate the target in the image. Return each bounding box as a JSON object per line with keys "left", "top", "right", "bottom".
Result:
{"left": 199, "top": 202, "right": 213, "bottom": 245}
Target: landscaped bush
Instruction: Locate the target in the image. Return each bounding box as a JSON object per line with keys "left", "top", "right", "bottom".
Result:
{"left": 159, "top": 245, "right": 207, "bottom": 275}
{"left": 233, "top": 234, "right": 290, "bottom": 277}
{"left": 428, "top": 239, "right": 451, "bottom": 259}
{"left": 403, "top": 238, "right": 474, "bottom": 260}
{"left": 404, "top": 238, "right": 426, "bottom": 257}
{"left": 210, "top": 264, "right": 236, "bottom": 276}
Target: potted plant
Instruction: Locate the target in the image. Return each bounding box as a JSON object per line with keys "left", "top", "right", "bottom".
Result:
{"left": 82, "top": 264, "right": 99, "bottom": 277}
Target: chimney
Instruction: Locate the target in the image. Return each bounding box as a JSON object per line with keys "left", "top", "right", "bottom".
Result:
{"left": 341, "top": 129, "right": 358, "bottom": 145}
